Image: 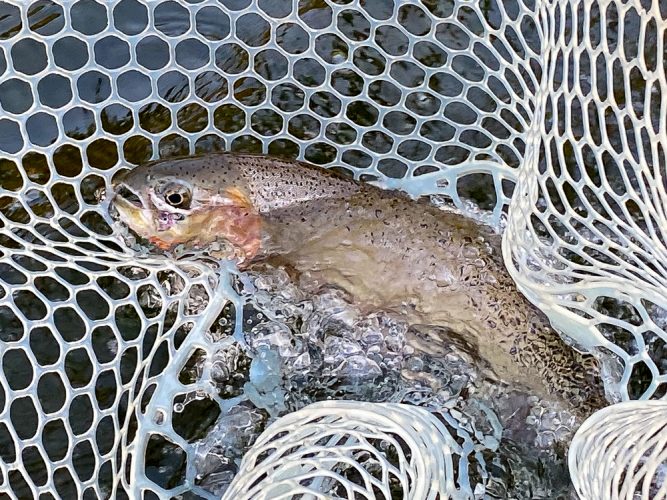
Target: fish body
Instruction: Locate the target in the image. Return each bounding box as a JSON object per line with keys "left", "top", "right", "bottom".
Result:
{"left": 111, "top": 153, "right": 604, "bottom": 412}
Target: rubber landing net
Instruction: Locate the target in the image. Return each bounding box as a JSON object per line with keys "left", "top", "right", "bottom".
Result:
{"left": 0, "top": 0, "right": 664, "bottom": 498}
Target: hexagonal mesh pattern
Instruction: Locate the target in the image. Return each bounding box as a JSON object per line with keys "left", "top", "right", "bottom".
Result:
{"left": 0, "top": 0, "right": 663, "bottom": 498}
{"left": 503, "top": 1, "right": 667, "bottom": 401}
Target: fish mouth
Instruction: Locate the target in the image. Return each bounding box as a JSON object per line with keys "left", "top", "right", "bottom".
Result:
{"left": 110, "top": 183, "right": 149, "bottom": 225}
{"left": 109, "top": 183, "right": 155, "bottom": 236}
{"left": 114, "top": 184, "right": 144, "bottom": 209}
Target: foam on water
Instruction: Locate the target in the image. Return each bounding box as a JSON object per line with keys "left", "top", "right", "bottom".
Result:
{"left": 174, "top": 262, "right": 585, "bottom": 498}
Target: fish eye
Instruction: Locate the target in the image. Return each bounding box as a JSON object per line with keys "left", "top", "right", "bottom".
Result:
{"left": 167, "top": 192, "right": 182, "bottom": 205}
{"left": 163, "top": 184, "right": 191, "bottom": 209}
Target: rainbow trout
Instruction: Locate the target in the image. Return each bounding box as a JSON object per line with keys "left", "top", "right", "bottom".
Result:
{"left": 110, "top": 153, "right": 604, "bottom": 412}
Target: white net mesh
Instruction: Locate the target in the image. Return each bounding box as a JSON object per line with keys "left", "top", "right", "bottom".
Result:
{"left": 0, "top": 0, "right": 663, "bottom": 497}
{"left": 503, "top": 0, "right": 667, "bottom": 402}
{"left": 221, "top": 400, "right": 478, "bottom": 500}
{"left": 569, "top": 400, "right": 667, "bottom": 500}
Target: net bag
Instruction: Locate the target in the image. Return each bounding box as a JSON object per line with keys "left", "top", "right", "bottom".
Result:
{"left": 569, "top": 400, "right": 667, "bottom": 500}
{"left": 221, "top": 400, "right": 480, "bottom": 500}
{"left": 503, "top": 0, "right": 667, "bottom": 402}
{"left": 0, "top": 0, "right": 663, "bottom": 498}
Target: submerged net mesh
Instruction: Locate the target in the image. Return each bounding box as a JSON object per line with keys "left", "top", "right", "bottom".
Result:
{"left": 0, "top": 0, "right": 663, "bottom": 497}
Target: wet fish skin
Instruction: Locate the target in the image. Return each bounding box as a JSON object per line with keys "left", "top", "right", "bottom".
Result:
{"left": 111, "top": 153, "right": 605, "bottom": 413}
{"left": 111, "top": 154, "right": 361, "bottom": 260}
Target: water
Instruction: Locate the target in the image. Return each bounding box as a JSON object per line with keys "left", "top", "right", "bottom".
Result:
{"left": 176, "top": 263, "right": 580, "bottom": 498}
{"left": 0, "top": 2, "right": 655, "bottom": 497}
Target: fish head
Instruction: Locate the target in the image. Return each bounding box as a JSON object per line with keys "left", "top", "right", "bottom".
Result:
{"left": 110, "top": 157, "right": 261, "bottom": 263}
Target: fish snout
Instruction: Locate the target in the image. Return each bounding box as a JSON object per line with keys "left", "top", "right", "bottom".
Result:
{"left": 108, "top": 178, "right": 151, "bottom": 233}
{"left": 113, "top": 183, "right": 145, "bottom": 209}
{"left": 109, "top": 169, "right": 142, "bottom": 208}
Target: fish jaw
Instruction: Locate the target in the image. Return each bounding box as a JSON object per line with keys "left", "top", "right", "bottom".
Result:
{"left": 112, "top": 191, "right": 262, "bottom": 262}
{"left": 181, "top": 205, "right": 263, "bottom": 264}
{"left": 112, "top": 193, "right": 158, "bottom": 240}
